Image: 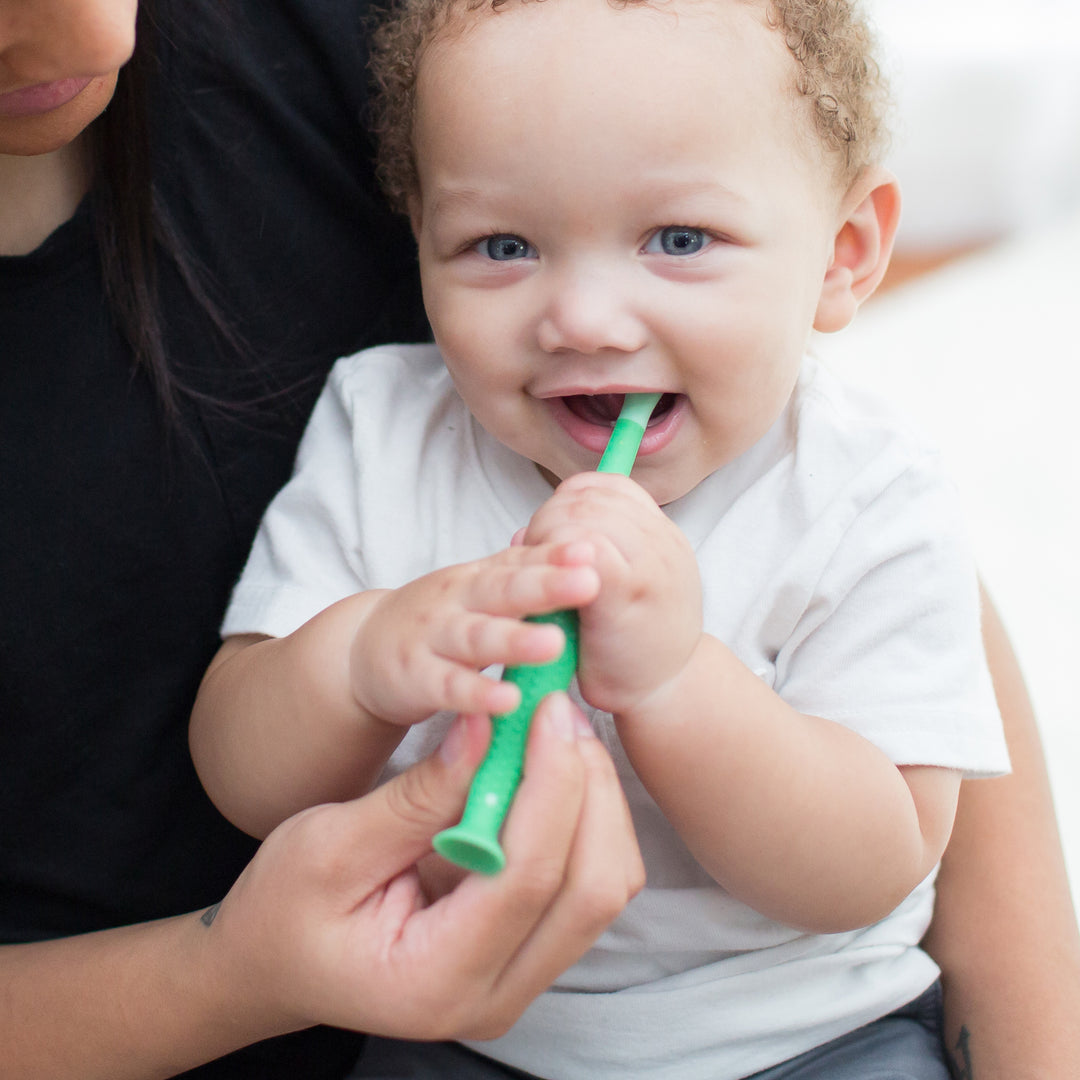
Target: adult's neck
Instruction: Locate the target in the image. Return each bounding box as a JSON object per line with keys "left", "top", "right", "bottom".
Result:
{"left": 0, "top": 135, "right": 90, "bottom": 256}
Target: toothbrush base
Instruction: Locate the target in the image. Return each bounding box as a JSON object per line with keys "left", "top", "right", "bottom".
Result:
{"left": 433, "top": 826, "right": 506, "bottom": 875}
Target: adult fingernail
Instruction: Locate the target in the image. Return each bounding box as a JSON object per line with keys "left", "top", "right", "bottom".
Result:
{"left": 543, "top": 692, "right": 577, "bottom": 742}
{"left": 573, "top": 710, "right": 596, "bottom": 738}
{"left": 439, "top": 714, "right": 469, "bottom": 764}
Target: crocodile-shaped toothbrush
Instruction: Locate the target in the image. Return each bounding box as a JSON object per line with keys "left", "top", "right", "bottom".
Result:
{"left": 432, "top": 392, "right": 662, "bottom": 874}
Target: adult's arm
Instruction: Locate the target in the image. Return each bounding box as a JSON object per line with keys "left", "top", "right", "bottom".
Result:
{"left": 1, "top": 696, "right": 643, "bottom": 1079}
{"left": 923, "top": 585, "right": 1080, "bottom": 1078}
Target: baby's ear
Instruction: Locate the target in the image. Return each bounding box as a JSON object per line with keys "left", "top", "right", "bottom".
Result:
{"left": 814, "top": 167, "right": 901, "bottom": 333}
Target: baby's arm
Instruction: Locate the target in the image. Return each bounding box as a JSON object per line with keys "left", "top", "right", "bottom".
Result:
{"left": 190, "top": 541, "right": 599, "bottom": 838}
{"left": 616, "top": 639, "right": 959, "bottom": 931}
{"left": 525, "top": 472, "right": 960, "bottom": 933}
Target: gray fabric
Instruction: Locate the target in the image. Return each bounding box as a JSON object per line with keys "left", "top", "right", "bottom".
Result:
{"left": 351, "top": 982, "right": 947, "bottom": 1080}
{"left": 751, "top": 982, "right": 948, "bottom": 1080}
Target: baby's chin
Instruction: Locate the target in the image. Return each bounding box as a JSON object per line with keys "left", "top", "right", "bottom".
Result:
{"left": 637, "top": 474, "right": 700, "bottom": 508}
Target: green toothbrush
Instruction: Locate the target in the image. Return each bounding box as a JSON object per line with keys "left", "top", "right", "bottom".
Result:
{"left": 432, "top": 392, "right": 662, "bottom": 874}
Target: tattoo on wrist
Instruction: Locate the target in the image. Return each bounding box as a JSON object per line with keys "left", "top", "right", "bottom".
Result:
{"left": 947, "top": 1025, "right": 973, "bottom": 1079}
{"left": 200, "top": 903, "right": 222, "bottom": 928}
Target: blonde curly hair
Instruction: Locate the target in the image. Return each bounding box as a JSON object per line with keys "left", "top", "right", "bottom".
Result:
{"left": 368, "top": 0, "right": 891, "bottom": 212}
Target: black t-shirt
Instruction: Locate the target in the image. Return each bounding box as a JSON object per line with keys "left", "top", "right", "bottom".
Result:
{"left": 0, "top": 1, "right": 427, "bottom": 1076}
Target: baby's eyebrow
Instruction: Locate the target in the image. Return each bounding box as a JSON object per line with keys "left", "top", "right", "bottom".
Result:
{"left": 427, "top": 176, "right": 751, "bottom": 217}
{"left": 629, "top": 174, "right": 753, "bottom": 209}
{"left": 426, "top": 185, "right": 493, "bottom": 219}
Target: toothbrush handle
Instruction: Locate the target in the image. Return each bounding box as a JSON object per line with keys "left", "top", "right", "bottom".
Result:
{"left": 432, "top": 609, "right": 578, "bottom": 875}
{"left": 432, "top": 394, "right": 660, "bottom": 874}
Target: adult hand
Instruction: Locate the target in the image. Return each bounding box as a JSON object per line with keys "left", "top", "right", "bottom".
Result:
{"left": 199, "top": 692, "right": 644, "bottom": 1044}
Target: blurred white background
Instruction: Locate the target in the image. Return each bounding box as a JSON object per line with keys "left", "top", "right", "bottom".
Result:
{"left": 812, "top": 2, "right": 1080, "bottom": 898}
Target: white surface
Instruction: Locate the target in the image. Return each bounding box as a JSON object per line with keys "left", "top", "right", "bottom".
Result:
{"left": 812, "top": 207, "right": 1080, "bottom": 898}
{"left": 867, "top": 0, "right": 1080, "bottom": 251}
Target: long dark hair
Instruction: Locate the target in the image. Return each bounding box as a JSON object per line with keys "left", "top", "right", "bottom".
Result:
{"left": 88, "top": 0, "right": 244, "bottom": 427}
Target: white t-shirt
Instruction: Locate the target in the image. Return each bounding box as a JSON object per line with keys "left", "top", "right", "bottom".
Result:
{"left": 222, "top": 343, "right": 1009, "bottom": 1079}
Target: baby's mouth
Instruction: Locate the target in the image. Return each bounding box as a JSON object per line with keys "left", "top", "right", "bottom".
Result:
{"left": 562, "top": 393, "right": 677, "bottom": 427}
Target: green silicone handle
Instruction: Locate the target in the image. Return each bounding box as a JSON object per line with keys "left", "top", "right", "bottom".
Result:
{"left": 433, "top": 608, "right": 579, "bottom": 874}
{"left": 596, "top": 393, "right": 660, "bottom": 475}
{"left": 432, "top": 393, "right": 662, "bottom": 874}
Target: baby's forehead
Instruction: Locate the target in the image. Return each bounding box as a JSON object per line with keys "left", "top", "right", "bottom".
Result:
{"left": 417, "top": 0, "right": 829, "bottom": 164}
{"left": 425, "top": 2, "right": 813, "bottom": 111}
{"left": 421, "top": 0, "right": 798, "bottom": 100}
{"left": 369, "top": 0, "right": 880, "bottom": 211}
{"left": 429, "top": 0, "right": 775, "bottom": 51}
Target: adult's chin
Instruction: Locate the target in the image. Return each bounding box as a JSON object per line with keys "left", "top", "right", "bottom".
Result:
{"left": 0, "top": 71, "right": 119, "bottom": 156}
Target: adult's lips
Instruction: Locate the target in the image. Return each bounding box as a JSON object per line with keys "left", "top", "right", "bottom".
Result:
{"left": 0, "top": 77, "right": 93, "bottom": 119}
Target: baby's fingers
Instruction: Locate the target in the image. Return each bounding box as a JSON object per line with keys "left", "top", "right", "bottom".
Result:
{"left": 468, "top": 548, "right": 599, "bottom": 618}
{"left": 524, "top": 474, "right": 658, "bottom": 547}
{"left": 405, "top": 656, "right": 523, "bottom": 718}
{"left": 435, "top": 611, "right": 568, "bottom": 673}
{"left": 407, "top": 607, "right": 577, "bottom": 714}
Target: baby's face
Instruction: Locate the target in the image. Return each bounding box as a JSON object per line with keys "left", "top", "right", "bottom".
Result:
{"left": 410, "top": 0, "right": 849, "bottom": 504}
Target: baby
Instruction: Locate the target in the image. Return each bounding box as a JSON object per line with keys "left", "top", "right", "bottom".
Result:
{"left": 190, "top": 0, "right": 1009, "bottom": 1076}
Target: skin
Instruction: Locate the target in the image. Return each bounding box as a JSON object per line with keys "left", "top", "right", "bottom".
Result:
{"left": 1, "top": 1, "right": 647, "bottom": 1072}
{"left": 0, "top": 0, "right": 133, "bottom": 154}
{"left": 5, "top": 0, "right": 1079, "bottom": 1072}
{"left": 923, "top": 587, "right": 1080, "bottom": 1078}
{"left": 3, "top": 698, "right": 644, "bottom": 1077}
{"left": 0, "top": 0, "right": 135, "bottom": 252}
{"left": 192, "top": 0, "right": 953, "bottom": 938}
{"left": 193, "top": 540, "right": 607, "bottom": 836}
{"left": 412, "top": 0, "right": 855, "bottom": 508}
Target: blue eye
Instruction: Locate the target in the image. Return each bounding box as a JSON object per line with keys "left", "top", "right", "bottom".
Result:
{"left": 646, "top": 226, "right": 709, "bottom": 256}
{"left": 479, "top": 234, "right": 535, "bottom": 261}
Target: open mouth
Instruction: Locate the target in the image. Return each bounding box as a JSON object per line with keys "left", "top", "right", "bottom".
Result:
{"left": 562, "top": 392, "right": 677, "bottom": 428}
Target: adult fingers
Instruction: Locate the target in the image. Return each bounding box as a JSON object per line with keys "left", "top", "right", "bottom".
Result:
{"left": 417, "top": 693, "right": 640, "bottom": 1040}
{"left": 481, "top": 727, "right": 644, "bottom": 1030}
{"left": 412, "top": 693, "right": 590, "bottom": 991}
{"left": 320, "top": 712, "right": 492, "bottom": 897}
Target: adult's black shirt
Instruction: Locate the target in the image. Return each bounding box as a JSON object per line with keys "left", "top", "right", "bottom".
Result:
{"left": 0, "top": 1, "right": 428, "bottom": 1076}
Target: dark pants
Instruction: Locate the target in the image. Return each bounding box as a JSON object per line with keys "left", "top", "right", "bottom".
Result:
{"left": 351, "top": 981, "right": 948, "bottom": 1079}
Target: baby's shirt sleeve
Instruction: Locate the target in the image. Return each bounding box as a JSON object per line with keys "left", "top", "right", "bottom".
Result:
{"left": 221, "top": 359, "right": 368, "bottom": 640}
{"left": 772, "top": 451, "right": 1009, "bottom": 778}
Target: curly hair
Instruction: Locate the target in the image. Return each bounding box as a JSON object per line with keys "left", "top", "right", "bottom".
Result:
{"left": 765, "top": 0, "right": 890, "bottom": 174}
{"left": 368, "top": 0, "right": 890, "bottom": 212}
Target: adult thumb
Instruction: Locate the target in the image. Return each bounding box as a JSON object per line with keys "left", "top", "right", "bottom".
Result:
{"left": 337, "top": 712, "right": 491, "bottom": 890}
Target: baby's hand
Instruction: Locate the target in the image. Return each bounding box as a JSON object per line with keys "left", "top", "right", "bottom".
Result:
{"left": 349, "top": 542, "right": 599, "bottom": 726}
{"left": 523, "top": 473, "right": 701, "bottom": 715}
